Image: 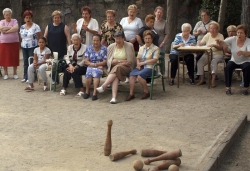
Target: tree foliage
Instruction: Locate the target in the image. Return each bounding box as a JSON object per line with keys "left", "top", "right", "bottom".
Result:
{"left": 200, "top": 0, "right": 242, "bottom": 36}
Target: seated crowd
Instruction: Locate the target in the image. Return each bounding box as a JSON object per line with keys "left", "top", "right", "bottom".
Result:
{"left": 0, "top": 5, "right": 250, "bottom": 104}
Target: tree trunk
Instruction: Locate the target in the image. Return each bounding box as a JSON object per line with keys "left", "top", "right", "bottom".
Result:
{"left": 10, "top": 0, "right": 22, "bottom": 27}
{"left": 166, "top": 0, "right": 178, "bottom": 53}
{"left": 218, "top": 0, "right": 228, "bottom": 33}
{"left": 241, "top": 0, "right": 250, "bottom": 37}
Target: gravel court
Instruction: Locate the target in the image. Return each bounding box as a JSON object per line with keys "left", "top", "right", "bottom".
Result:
{"left": 0, "top": 54, "right": 249, "bottom": 171}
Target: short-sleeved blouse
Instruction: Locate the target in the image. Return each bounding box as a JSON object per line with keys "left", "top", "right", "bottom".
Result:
{"left": 154, "top": 19, "right": 168, "bottom": 45}
{"left": 200, "top": 32, "right": 224, "bottom": 55}
{"left": 100, "top": 21, "right": 123, "bottom": 46}
{"left": 137, "top": 44, "right": 159, "bottom": 69}
{"left": 33, "top": 46, "right": 51, "bottom": 63}
{"left": 120, "top": 17, "right": 143, "bottom": 41}
{"left": 85, "top": 45, "right": 107, "bottom": 63}
{"left": 0, "top": 19, "right": 19, "bottom": 43}
{"left": 225, "top": 36, "right": 250, "bottom": 64}
{"left": 20, "top": 23, "right": 41, "bottom": 48}
{"left": 170, "top": 33, "right": 196, "bottom": 55}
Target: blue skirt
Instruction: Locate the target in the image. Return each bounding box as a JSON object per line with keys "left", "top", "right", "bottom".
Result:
{"left": 129, "top": 68, "right": 153, "bottom": 79}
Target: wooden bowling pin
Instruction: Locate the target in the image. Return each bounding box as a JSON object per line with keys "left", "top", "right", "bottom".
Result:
{"left": 141, "top": 149, "right": 167, "bottom": 157}
{"left": 144, "top": 149, "right": 182, "bottom": 165}
{"left": 157, "top": 158, "right": 181, "bottom": 170}
{"left": 148, "top": 166, "right": 159, "bottom": 171}
{"left": 109, "top": 149, "right": 137, "bottom": 161}
{"left": 104, "top": 120, "right": 113, "bottom": 156}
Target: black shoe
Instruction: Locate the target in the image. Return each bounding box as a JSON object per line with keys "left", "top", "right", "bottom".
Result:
{"left": 92, "top": 95, "right": 98, "bottom": 101}
{"left": 189, "top": 79, "right": 195, "bottom": 85}
{"left": 169, "top": 80, "right": 174, "bottom": 86}
{"left": 242, "top": 90, "right": 249, "bottom": 95}
{"left": 83, "top": 93, "right": 90, "bottom": 99}
{"left": 195, "top": 75, "right": 200, "bottom": 80}
{"left": 226, "top": 89, "right": 231, "bottom": 95}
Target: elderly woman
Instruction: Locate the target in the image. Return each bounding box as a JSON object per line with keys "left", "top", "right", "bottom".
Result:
{"left": 100, "top": 10, "right": 123, "bottom": 47}
{"left": 193, "top": 9, "right": 213, "bottom": 79}
{"left": 0, "top": 8, "right": 19, "bottom": 80}
{"left": 59, "top": 34, "right": 87, "bottom": 97}
{"left": 20, "top": 10, "right": 42, "bottom": 83}
{"left": 136, "top": 14, "right": 159, "bottom": 46}
{"left": 44, "top": 10, "right": 71, "bottom": 84}
{"left": 96, "top": 31, "right": 136, "bottom": 104}
{"left": 83, "top": 34, "right": 107, "bottom": 101}
{"left": 120, "top": 4, "right": 143, "bottom": 52}
{"left": 196, "top": 21, "right": 224, "bottom": 87}
{"left": 126, "top": 30, "right": 159, "bottom": 101}
{"left": 218, "top": 24, "right": 250, "bottom": 95}
{"left": 72, "top": 6, "right": 99, "bottom": 46}
{"left": 169, "top": 23, "right": 196, "bottom": 86}
{"left": 154, "top": 6, "right": 168, "bottom": 52}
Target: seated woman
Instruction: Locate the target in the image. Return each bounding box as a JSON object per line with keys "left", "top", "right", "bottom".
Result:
{"left": 169, "top": 23, "right": 196, "bottom": 86}
{"left": 126, "top": 30, "right": 159, "bottom": 101}
{"left": 218, "top": 24, "right": 250, "bottom": 95}
{"left": 83, "top": 34, "right": 107, "bottom": 100}
{"left": 59, "top": 34, "right": 87, "bottom": 97}
{"left": 196, "top": 21, "right": 224, "bottom": 87}
{"left": 25, "top": 37, "right": 51, "bottom": 91}
{"left": 96, "top": 31, "right": 136, "bottom": 104}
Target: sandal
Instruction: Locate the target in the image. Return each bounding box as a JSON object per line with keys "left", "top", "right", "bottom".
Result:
{"left": 25, "top": 86, "right": 34, "bottom": 92}
{"left": 43, "top": 86, "right": 48, "bottom": 91}
{"left": 75, "top": 91, "right": 84, "bottom": 97}
{"left": 60, "top": 89, "right": 66, "bottom": 96}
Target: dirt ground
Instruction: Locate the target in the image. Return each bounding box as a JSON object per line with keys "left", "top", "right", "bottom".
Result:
{"left": 0, "top": 54, "right": 249, "bottom": 171}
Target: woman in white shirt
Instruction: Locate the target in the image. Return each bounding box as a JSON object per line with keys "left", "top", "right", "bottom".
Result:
{"left": 19, "top": 10, "right": 42, "bottom": 83}
{"left": 72, "top": 6, "right": 99, "bottom": 46}
{"left": 219, "top": 24, "right": 250, "bottom": 95}
{"left": 120, "top": 4, "right": 143, "bottom": 52}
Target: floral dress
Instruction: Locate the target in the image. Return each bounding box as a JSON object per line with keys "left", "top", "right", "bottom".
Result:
{"left": 85, "top": 45, "right": 107, "bottom": 78}
{"left": 100, "top": 21, "right": 123, "bottom": 46}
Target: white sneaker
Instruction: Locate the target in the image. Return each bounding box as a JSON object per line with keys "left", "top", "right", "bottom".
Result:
{"left": 21, "top": 79, "right": 26, "bottom": 83}
{"left": 107, "top": 84, "right": 111, "bottom": 88}
{"left": 26, "top": 80, "right": 29, "bottom": 83}
{"left": 13, "top": 75, "right": 18, "bottom": 79}
{"left": 110, "top": 98, "right": 117, "bottom": 104}
{"left": 4, "top": 75, "right": 8, "bottom": 80}
{"left": 124, "top": 77, "right": 129, "bottom": 83}
{"left": 96, "top": 86, "right": 104, "bottom": 93}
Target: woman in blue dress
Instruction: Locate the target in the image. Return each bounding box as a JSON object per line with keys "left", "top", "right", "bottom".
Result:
{"left": 83, "top": 34, "right": 107, "bottom": 100}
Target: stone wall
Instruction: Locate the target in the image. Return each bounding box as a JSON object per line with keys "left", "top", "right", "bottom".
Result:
{"left": 0, "top": 0, "right": 201, "bottom": 43}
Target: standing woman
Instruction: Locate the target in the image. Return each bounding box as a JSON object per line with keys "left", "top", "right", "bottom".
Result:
{"left": 20, "top": 10, "right": 42, "bottom": 83}
{"left": 44, "top": 10, "right": 71, "bottom": 83}
{"left": 100, "top": 10, "right": 123, "bottom": 47}
{"left": 72, "top": 6, "right": 99, "bottom": 46}
{"left": 120, "top": 4, "right": 143, "bottom": 52}
{"left": 154, "top": 6, "right": 168, "bottom": 52}
{"left": 0, "top": 8, "right": 19, "bottom": 80}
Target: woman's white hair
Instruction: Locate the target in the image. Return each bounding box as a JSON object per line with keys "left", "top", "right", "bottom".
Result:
{"left": 71, "top": 33, "right": 81, "bottom": 41}
{"left": 181, "top": 23, "right": 192, "bottom": 32}
{"left": 3, "top": 8, "right": 12, "bottom": 15}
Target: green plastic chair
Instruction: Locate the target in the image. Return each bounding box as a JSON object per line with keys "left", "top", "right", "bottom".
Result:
{"left": 149, "top": 52, "right": 166, "bottom": 99}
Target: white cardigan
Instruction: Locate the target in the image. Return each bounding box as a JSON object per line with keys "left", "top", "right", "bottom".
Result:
{"left": 64, "top": 43, "right": 87, "bottom": 67}
{"left": 76, "top": 18, "right": 99, "bottom": 46}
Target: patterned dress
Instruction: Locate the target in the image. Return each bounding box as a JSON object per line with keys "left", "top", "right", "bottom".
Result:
{"left": 100, "top": 21, "right": 123, "bottom": 46}
{"left": 85, "top": 45, "right": 107, "bottom": 78}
